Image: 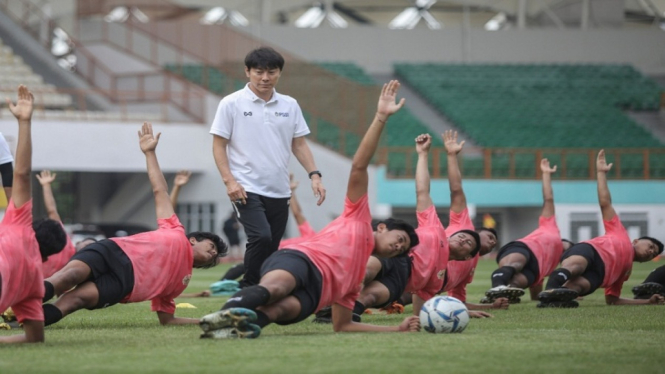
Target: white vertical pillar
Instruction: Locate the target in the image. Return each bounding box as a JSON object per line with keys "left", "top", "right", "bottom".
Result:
{"left": 518, "top": 0, "right": 527, "bottom": 29}
{"left": 581, "top": 0, "right": 590, "bottom": 30}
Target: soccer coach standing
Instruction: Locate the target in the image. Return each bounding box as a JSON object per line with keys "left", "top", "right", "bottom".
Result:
{"left": 211, "top": 47, "right": 326, "bottom": 288}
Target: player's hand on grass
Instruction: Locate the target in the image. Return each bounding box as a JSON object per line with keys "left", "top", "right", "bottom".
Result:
{"left": 492, "top": 297, "right": 510, "bottom": 310}
{"left": 399, "top": 315, "right": 421, "bottom": 332}
{"left": 138, "top": 122, "right": 161, "bottom": 154}
{"left": 6, "top": 84, "right": 34, "bottom": 122}
{"left": 596, "top": 149, "right": 613, "bottom": 173}
{"left": 174, "top": 170, "right": 192, "bottom": 186}
{"left": 648, "top": 294, "right": 664, "bottom": 305}
{"left": 468, "top": 310, "right": 493, "bottom": 318}
{"left": 540, "top": 158, "right": 557, "bottom": 174}
{"left": 36, "top": 170, "right": 56, "bottom": 185}
{"left": 415, "top": 134, "right": 432, "bottom": 154}
{"left": 442, "top": 130, "right": 465, "bottom": 155}
{"left": 197, "top": 290, "right": 211, "bottom": 298}
{"left": 376, "top": 80, "right": 405, "bottom": 120}
{"left": 227, "top": 179, "right": 247, "bottom": 205}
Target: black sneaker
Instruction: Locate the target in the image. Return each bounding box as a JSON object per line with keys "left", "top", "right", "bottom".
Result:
{"left": 312, "top": 307, "right": 361, "bottom": 323}
{"left": 632, "top": 282, "right": 664, "bottom": 299}
{"left": 537, "top": 300, "right": 579, "bottom": 308}
{"left": 538, "top": 288, "right": 578, "bottom": 303}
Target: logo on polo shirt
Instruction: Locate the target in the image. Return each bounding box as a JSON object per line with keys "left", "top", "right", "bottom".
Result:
{"left": 182, "top": 274, "right": 192, "bottom": 286}
{"left": 275, "top": 112, "right": 289, "bottom": 117}
{"left": 244, "top": 112, "right": 252, "bottom": 116}
{"left": 437, "top": 269, "right": 446, "bottom": 280}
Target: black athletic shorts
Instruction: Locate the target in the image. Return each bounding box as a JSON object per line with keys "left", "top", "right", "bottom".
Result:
{"left": 0, "top": 162, "right": 12, "bottom": 187}
{"left": 375, "top": 255, "right": 412, "bottom": 307}
{"left": 70, "top": 239, "right": 135, "bottom": 309}
{"left": 496, "top": 241, "right": 540, "bottom": 287}
{"left": 260, "top": 249, "right": 323, "bottom": 325}
{"left": 560, "top": 243, "right": 605, "bottom": 296}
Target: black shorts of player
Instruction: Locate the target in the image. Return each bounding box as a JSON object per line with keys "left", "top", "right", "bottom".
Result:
{"left": 260, "top": 249, "right": 323, "bottom": 325}
{"left": 496, "top": 241, "right": 540, "bottom": 287}
{"left": 0, "top": 162, "right": 12, "bottom": 187}
{"left": 375, "top": 255, "right": 412, "bottom": 307}
{"left": 560, "top": 243, "right": 605, "bottom": 296}
{"left": 69, "top": 239, "right": 135, "bottom": 309}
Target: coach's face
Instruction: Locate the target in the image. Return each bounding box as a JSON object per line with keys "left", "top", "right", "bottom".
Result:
{"left": 246, "top": 66, "right": 281, "bottom": 99}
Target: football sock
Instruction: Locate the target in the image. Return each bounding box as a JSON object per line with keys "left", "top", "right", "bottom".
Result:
{"left": 353, "top": 301, "right": 366, "bottom": 316}
{"left": 491, "top": 266, "right": 516, "bottom": 288}
{"left": 221, "top": 263, "right": 246, "bottom": 281}
{"left": 43, "top": 304, "right": 63, "bottom": 326}
{"left": 545, "top": 268, "right": 572, "bottom": 290}
{"left": 643, "top": 265, "right": 665, "bottom": 286}
{"left": 43, "top": 281, "right": 55, "bottom": 302}
{"left": 221, "top": 285, "right": 270, "bottom": 311}
{"left": 254, "top": 310, "right": 271, "bottom": 328}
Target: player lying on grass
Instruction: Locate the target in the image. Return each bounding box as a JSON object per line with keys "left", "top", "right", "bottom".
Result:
{"left": 0, "top": 85, "right": 67, "bottom": 343}
{"left": 483, "top": 158, "right": 573, "bottom": 304}
{"left": 41, "top": 123, "right": 228, "bottom": 326}
{"left": 538, "top": 150, "right": 664, "bottom": 308}
{"left": 632, "top": 265, "right": 665, "bottom": 299}
{"left": 198, "top": 80, "right": 421, "bottom": 339}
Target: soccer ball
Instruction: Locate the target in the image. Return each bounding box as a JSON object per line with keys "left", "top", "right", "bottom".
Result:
{"left": 419, "top": 296, "right": 469, "bottom": 333}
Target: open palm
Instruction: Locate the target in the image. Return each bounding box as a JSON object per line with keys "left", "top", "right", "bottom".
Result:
{"left": 138, "top": 122, "right": 161, "bottom": 153}
{"left": 376, "top": 80, "right": 405, "bottom": 117}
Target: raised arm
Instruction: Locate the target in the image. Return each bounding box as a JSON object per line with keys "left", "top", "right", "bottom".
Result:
{"left": 212, "top": 135, "right": 247, "bottom": 205}
{"left": 5, "top": 85, "right": 34, "bottom": 208}
{"left": 288, "top": 175, "right": 307, "bottom": 225}
{"left": 138, "top": 122, "right": 174, "bottom": 220}
{"left": 292, "top": 136, "right": 326, "bottom": 206}
{"left": 347, "top": 80, "right": 404, "bottom": 203}
{"left": 596, "top": 149, "right": 616, "bottom": 221}
{"left": 443, "top": 130, "right": 466, "bottom": 213}
{"left": 540, "top": 159, "right": 557, "bottom": 218}
{"left": 36, "top": 170, "right": 60, "bottom": 221}
{"left": 415, "top": 134, "right": 433, "bottom": 212}
{"left": 169, "top": 170, "right": 191, "bottom": 208}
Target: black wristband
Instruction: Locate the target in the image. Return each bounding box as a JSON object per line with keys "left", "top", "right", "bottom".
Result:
{"left": 308, "top": 170, "right": 322, "bottom": 179}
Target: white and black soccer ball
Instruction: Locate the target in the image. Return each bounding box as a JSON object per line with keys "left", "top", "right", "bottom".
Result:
{"left": 419, "top": 296, "right": 469, "bottom": 333}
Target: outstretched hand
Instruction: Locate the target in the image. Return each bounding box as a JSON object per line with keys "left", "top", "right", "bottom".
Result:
{"left": 492, "top": 297, "right": 510, "bottom": 310}
{"left": 6, "top": 84, "right": 34, "bottom": 122}
{"left": 468, "top": 310, "right": 494, "bottom": 318}
{"left": 540, "top": 158, "right": 557, "bottom": 174}
{"left": 442, "top": 130, "right": 465, "bottom": 155}
{"left": 174, "top": 170, "right": 192, "bottom": 186}
{"left": 376, "top": 80, "right": 405, "bottom": 119}
{"left": 596, "top": 149, "right": 612, "bottom": 173}
{"left": 36, "top": 170, "right": 56, "bottom": 185}
{"left": 138, "top": 122, "right": 161, "bottom": 154}
{"left": 415, "top": 134, "right": 432, "bottom": 154}
{"left": 649, "top": 294, "right": 664, "bottom": 305}
{"left": 398, "top": 315, "right": 421, "bottom": 332}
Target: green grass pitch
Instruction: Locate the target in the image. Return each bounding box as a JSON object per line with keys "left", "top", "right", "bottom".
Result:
{"left": 2, "top": 260, "right": 664, "bottom": 374}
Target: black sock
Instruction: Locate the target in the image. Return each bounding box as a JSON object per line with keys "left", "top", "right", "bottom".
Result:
{"left": 644, "top": 265, "right": 665, "bottom": 286}
{"left": 352, "top": 300, "right": 366, "bottom": 316}
{"left": 43, "top": 304, "right": 63, "bottom": 326}
{"left": 491, "top": 266, "right": 517, "bottom": 288}
{"left": 222, "top": 285, "right": 270, "bottom": 311}
{"left": 221, "top": 263, "right": 246, "bottom": 281}
{"left": 43, "top": 281, "right": 55, "bottom": 303}
{"left": 254, "top": 310, "right": 271, "bottom": 328}
{"left": 545, "top": 268, "right": 572, "bottom": 290}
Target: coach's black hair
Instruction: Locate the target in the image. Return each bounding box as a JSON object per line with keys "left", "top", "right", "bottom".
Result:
{"left": 452, "top": 229, "right": 482, "bottom": 258}
{"left": 188, "top": 231, "right": 228, "bottom": 269}
{"left": 639, "top": 236, "right": 664, "bottom": 255}
{"left": 33, "top": 218, "right": 67, "bottom": 260}
{"left": 376, "top": 218, "right": 420, "bottom": 252}
{"left": 245, "top": 47, "right": 285, "bottom": 71}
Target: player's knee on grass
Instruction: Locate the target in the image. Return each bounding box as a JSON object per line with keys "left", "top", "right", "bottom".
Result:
{"left": 358, "top": 282, "right": 391, "bottom": 308}
{"left": 363, "top": 256, "right": 383, "bottom": 285}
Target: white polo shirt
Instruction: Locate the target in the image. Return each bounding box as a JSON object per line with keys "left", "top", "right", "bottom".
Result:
{"left": 0, "top": 133, "right": 13, "bottom": 165}
{"left": 210, "top": 84, "right": 310, "bottom": 198}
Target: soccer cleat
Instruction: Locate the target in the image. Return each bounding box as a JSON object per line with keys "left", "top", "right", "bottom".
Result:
{"left": 199, "top": 307, "right": 257, "bottom": 333}
{"left": 312, "top": 307, "right": 360, "bottom": 323}
{"left": 200, "top": 322, "right": 261, "bottom": 339}
{"left": 379, "top": 301, "right": 405, "bottom": 315}
{"left": 632, "top": 282, "right": 664, "bottom": 299}
{"left": 485, "top": 285, "right": 525, "bottom": 300}
{"left": 536, "top": 300, "right": 579, "bottom": 308}
{"left": 538, "top": 288, "right": 578, "bottom": 303}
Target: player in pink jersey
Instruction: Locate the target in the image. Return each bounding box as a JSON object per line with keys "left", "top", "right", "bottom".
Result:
{"left": 483, "top": 158, "right": 573, "bottom": 304}
{"left": 40, "top": 123, "right": 228, "bottom": 326}
{"left": 36, "top": 170, "right": 78, "bottom": 279}
{"left": 199, "top": 80, "right": 421, "bottom": 339}
{"left": 0, "top": 85, "right": 67, "bottom": 344}
{"left": 538, "top": 150, "right": 664, "bottom": 308}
